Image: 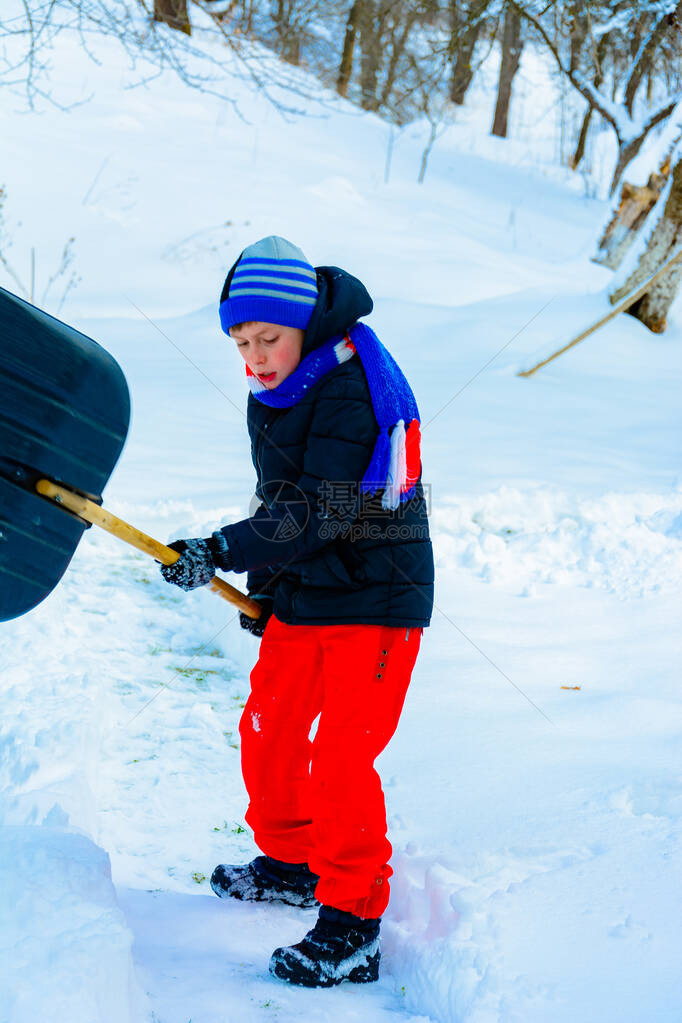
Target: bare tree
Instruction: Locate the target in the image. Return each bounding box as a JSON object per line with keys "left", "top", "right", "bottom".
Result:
{"left": 448, "top": 0, "right": 491, "bottom": 105}
{"left": 337, "top": 1, "right": 359, "bottom": 97}
{"left": 0, "top": 2, "right": 227, "bottom": 107}
{"left": 357, "top": 0, "right": 385, "bottom": 111}
{"left": 350, "top": 0, "right": 428, "bottom": 114}
{"left": 512, "top": 0, "right": 682, "bottom": 194}
{"left": 269, "top": 0, "right": 327, "bottom": 65}
{"left": 377, "top": 2, "right": 424, "bottom": 109}
{"left": 0, "top": 1, "right": 327, "bottom": 116}
{"left": 570, "top": 67, "right": 603, "bottom": 167}
{"left": 491, "top": 3, "right": 523, "bottom": 138}
{"left": 569, "top": 3, "right": 610, "bottom": 170}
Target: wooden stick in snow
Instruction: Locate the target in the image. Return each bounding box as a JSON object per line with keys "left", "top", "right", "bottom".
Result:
{"left": 518, "top": 246, "right": 682, "bottom": 378}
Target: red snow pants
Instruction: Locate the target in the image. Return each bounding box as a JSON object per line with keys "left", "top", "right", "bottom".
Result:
{"left": 239, "top": 615, "right": 422, "bottom": 919}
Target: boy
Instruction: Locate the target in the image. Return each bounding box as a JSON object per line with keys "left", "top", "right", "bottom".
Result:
{"left": 161, "top": 236, "right": 434, "bottom": 987}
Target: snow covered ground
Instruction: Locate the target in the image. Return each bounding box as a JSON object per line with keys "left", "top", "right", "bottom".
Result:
{"left": 1, "top": 23, "right": 681, "bottom": 1023}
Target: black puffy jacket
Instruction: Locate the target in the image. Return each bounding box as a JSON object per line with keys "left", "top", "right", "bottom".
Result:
{"left": 218, "top": 267, "right": 434, "bottom": 627}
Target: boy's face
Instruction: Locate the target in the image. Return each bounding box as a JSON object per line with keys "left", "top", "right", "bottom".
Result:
{"left": 230, "top": 321, "right": 304, "bottom": 389}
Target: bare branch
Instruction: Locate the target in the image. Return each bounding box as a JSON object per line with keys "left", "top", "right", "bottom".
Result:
{"left": 509, "top": 0, "right": 619, "bottom": 133}
{"left": 643, "top": 91, "right": 682, "bottom": 135}
{"left": 624, "top": 1, "right": 682, "bottom": 116}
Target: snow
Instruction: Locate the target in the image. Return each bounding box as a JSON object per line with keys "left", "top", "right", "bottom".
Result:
{"left": 1, "top": 22, "right": 682, "bottom": 1023}
{"left": 0, "top": 827, "right": 144, "bottom": 1023}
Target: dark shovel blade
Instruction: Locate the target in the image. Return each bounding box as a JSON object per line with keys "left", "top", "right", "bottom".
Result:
{"left": 0, "top": 285, "right": 130, "bottom": 621}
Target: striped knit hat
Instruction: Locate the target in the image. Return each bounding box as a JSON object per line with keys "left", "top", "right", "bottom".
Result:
{"left": 219, "top": 236, "right": 318, "bottom": 335}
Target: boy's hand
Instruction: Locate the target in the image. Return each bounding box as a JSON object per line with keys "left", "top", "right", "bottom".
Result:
{"left": 161, "top": 530, "right": 234, "bottom": 591}
{"left": 161, "top": 538, "right": 217, "bottom": 591}
{"left": 240, "top": 595, "right": 274, "bottom": 637}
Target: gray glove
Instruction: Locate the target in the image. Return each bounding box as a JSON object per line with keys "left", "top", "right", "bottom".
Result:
{"left": 160, "top": 532, "right": 233, "bottom": 591}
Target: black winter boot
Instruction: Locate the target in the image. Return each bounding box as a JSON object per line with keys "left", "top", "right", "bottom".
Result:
{"left": 269, "top": 905, "right": 381, "bottom": 987}
{"left": 210, "top": 856, "right": 319, "bottom": 908}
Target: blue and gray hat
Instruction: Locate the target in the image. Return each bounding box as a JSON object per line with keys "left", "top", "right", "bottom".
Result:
{"left": 219, "top": 235, "right": 319, "bottom": 335}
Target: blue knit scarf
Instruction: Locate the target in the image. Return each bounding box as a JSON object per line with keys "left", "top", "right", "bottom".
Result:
{"left": 247, "top": 323, "right": 421, "bottom": 509}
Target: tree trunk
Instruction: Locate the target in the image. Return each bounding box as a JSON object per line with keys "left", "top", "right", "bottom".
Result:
{"left": 273, "top": 0, "right": 301, "bottom": 65}
{"left": 358, "top": 0, "right": 381, "bottom": 112}
{"left": 491, "top": 5, "right": 523, "bottom": 138}
{"left": 337, "top": 2, "right": 359, "bottom": 97}
{"left": 448, "top": 0, "right": 488, "bottom": 105}
{"left": 595, "top": 169, "right": 670, "bottom": 269}
{"left": 571, "top": 30, "right": 608, "bottom": 170}
{"left": 624, "top": 8, "right": 673, "bottom": 117}
{"left": 378, "top": 10, "right": 418, "bottom": 109}
{"left": 153, "top": 0, "right": 191, "bottom": 35}
{"left": 571, "top": 105, "right": 593, "bottom": 170}
{"left": 609, "top": 134, "right": 650, "bottom": 197}
{"left": 609, "top": 154, "right": 682, "bottom": 333}
{"left": 242, "top": 0, "right": 255, "bottom": 34}
{"left": 284, "top": 35, "right": 301, "bottom": 65}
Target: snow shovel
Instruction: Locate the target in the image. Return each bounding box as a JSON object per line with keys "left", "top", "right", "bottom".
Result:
{"left": 0, "top": 285, "right": 260, "bottom": 623}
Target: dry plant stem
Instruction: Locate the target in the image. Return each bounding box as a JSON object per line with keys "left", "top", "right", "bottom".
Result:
{"left": 518, "top": 247, "right": 682, "bottom": 378}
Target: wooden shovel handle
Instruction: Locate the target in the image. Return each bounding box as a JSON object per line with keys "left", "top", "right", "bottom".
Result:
{"left": 35, "top": 479, "right": 261, "bottom": 619}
